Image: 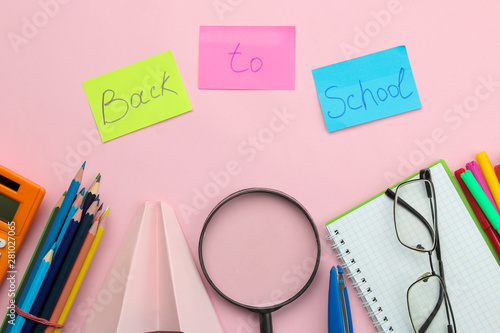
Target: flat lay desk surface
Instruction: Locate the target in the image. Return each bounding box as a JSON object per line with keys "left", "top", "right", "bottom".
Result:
{"left": 2, "top": 1, "right": 500, "bottom": 332}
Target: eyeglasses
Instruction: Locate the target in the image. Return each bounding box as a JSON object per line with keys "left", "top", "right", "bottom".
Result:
{"left": 385, "top": 169, "right": 457, "bottom": 333}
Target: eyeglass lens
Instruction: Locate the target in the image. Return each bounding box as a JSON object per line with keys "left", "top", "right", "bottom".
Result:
{"left": 394, "top": 180, "right": 436, "bottom": 251}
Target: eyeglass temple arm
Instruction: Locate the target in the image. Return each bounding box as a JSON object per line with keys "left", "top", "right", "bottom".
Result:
{"left": 384, "top": 189, "right": 435, "bottom": 238}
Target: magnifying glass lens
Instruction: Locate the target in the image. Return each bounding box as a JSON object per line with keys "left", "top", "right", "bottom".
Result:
{"left": 201, "top": 192, "right": 318, "bottom": 308}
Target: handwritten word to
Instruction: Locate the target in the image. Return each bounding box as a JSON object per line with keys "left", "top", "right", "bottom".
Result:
{"left": 199, "top": 26, "right": 296, "bottom": 90}
{"left": 83, "top": 51, "right": 192, "bottom": 142}
{"left": 312, "top": 46, "right": 421, "bottom": 132}
{"left": 229, "top": 43, "right": 263, "bottom": 73}
{"left": 325, "top": 68, "right": 413, "bottom": 119}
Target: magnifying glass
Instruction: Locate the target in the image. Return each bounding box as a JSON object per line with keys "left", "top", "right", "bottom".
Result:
{"left": 198, "top": 188, "right": 320, "bottom": 333}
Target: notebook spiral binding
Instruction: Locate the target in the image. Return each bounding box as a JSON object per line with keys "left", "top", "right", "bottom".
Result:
{"left": 327, "top": 230, "right": 394, "bottom": 333}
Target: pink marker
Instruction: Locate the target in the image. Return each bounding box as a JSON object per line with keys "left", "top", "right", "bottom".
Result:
{"left": 466, "top": 161, "right": 500, "bottom": 213}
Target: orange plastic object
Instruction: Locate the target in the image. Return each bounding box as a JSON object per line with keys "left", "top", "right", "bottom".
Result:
{"left": 0, "top": 165, "right": 45, "bottom": 283}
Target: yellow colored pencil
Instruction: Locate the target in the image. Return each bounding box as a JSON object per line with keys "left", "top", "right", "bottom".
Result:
{"left": 54, "top": 208, "right": 109, "bottom": 332}
{"left": 44, "top": 215, "right": 100, "bottom": 333}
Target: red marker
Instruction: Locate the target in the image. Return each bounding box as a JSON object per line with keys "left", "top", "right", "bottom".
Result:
{"left": 495, "top": 164, "right": 500, "bottom": 183}
{"left": 455, "top": 168, "right": 500, "bottom": 258}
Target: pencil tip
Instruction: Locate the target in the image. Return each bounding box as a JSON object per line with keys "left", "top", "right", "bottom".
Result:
{"left": 82, "top": 161, "right": 86, "bottom": 169}
{"left": 105, "top": 206, "right": 110, "bottom": 215}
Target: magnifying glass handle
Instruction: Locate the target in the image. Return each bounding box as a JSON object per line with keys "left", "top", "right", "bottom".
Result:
{"left": 259, "top": 312, "right": 273, "bottom": 333}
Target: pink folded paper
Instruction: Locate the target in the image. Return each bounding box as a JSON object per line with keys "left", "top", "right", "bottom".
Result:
{"left": 198, "top": 26, "right": 296, "bottom": 90}
{"left": 81, "top": 202, "right": 223, "bottom": 333}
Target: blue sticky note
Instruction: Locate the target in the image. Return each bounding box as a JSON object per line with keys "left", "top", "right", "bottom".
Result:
{"left": 312, "top": 46, "right": 421, "bottom": 132}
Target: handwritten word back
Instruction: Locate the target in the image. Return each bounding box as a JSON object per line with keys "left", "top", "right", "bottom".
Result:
{"left": 198, "top": 26, "right": 296, "bottom": 90}
{"left": 83, "top": 51, "right": 192, "bottom": 142}
{"left": 312, "top": 46, "right": 421, "bottom": 132}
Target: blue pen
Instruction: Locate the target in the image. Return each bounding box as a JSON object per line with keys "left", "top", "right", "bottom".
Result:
{"left": 328, "top": 266, "right": 345, "bottom": 333}
{"left": 338, "top": 266, "right": 353, "bottom": 333}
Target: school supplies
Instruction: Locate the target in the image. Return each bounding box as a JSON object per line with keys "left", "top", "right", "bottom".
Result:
{"left": 0, "top": 164, "right": 107, "bottom": 333}
{"left": 14, "top": 164, "right": 84, "bottom": 319}
{"left": 326, "top": 160, "right": 500, "bottom": 332}
{"left": 460, "top": 170, "right": 500, "bottom": 232}
{"left": 328, "top": 265, "right": 352, "bottom": 333}
{"left": 29, "top": 203, "right": 98, "bottom": 333}
{"left": 0, "top": 164, "right": 45, "bottom": 283}
{"left": 9, "top": 248, "right": 53, "bottom": 333}
{"left": 455, "top": 168, "right": 500, "bottom": 257}
{"left": 477, "top": 151, "right": 500, "bottom": 209}
{"left": 81, "top": 201, "right": 223, "bottom": 333}
{"left": 14, "top": 194, "right": 64, "bottom": 304}
{"left": 466, "top": 161, "right": 500, "bottom": 213}
{"left": 199, "top": 188, "right": 320, "bottom": 333}
{"left": 48, "top": 209, "right": 107, "bottom": 333}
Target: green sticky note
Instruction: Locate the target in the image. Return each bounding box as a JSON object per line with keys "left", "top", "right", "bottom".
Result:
{"left": 83, "top": 51, "right": 192, "bottom": 142}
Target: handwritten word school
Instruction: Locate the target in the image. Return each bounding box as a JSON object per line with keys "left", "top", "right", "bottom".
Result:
{"left": 324, "top": 68, "right": 413, "bottom": 119}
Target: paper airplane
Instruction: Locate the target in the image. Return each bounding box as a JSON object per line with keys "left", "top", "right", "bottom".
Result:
{"left": 81, "top": 201, "right": 223, "bottom": 333}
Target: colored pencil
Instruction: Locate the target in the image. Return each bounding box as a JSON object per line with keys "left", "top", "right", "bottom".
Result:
{"left": 15, "top": 163, "right": 85, "bottom": 321}
{"left": 3, "top": 194, "right": 64, "bottom": 333}
{"left": 53, "top": 208, "right": 108, "bottom": 333}
{"left": 10, "top": 248, "right": 54, "bottom": 333}
{"left": 14, "top": 193, "right": 64, "bottom": 308}
{"left": 455, "top": 168, "right": 500, "bottom": 257}
{"left": 31, "top": 202, "right": 98, "bottom": 333}
{"left": 495, "top": 164, "right": 500, "bottom": 183}
{"left": 44, "top": 213, "right": 102, "bottom": 333}
{"left": 20, "top": 206, "right": 85, "bottom": 333}
{"left": 81, "top": 175, "right": 100, "bottom": 216}
{"left": 54, "top": 189, "right": 84, "bottom": 254}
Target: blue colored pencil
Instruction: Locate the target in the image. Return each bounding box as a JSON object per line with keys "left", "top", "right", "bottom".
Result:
{"left": 10, "top": 163, "right": 84, "bottom": 333}
{"left": 21, "top": 203, "right": 96, "bottom": 333}
{"left": 33, "top": 201, "right": 99, "bottom": 333}
{"left": 10, "top": 248, "right": 54, "bottom": 333}
{"left": 81, "top": 175, "right": 100, "bottom": 216}
{"left": 53, "top": 189, "right": 84, "bottom": 254}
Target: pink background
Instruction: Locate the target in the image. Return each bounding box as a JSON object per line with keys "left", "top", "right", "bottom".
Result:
{"left": 1, "top": 1, "right": 500, "bottom": 332}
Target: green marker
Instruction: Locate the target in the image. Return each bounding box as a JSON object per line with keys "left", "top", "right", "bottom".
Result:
{"left": 461, "top": 170, "right": 500, "bottom": 231}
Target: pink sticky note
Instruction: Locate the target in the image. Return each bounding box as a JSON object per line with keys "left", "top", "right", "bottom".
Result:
{"left": 198, "top": 26, "right": 296, "bottom": 90}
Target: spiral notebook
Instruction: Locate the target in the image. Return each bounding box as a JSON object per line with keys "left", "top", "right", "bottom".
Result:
{"left": 326, "top": 160, "right": 500, "bottom": 332}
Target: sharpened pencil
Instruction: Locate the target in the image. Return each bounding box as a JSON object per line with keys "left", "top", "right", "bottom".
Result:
{"left": 31, "top": 202, "right": 98, "bottom": 333}
{"left": 81, "top": 175, "right": 100, "bottom": 216}
{"left": 53, "top": 207, "right": 108, "bottom": 333}
{"left": 12, "top": 163, "right": 84, "bottom": 333}
{"left": 14, "top": 193, "right": 64, "bottom": 307}
{"left": 43, "top": 213, "right": 101, "bottom": 333}
{"left": 54, "top": 189, "right": 85, "bottom": 254}
{"left": 20, "top": 205, "right": 86, "bottom": 333}
{"left": 10, "top": 247, "right": 54, "bottom": 333}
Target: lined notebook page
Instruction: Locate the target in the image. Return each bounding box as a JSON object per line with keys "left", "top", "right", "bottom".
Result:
{"left": 326, "top": 162, "right": 500, "bottom": 332}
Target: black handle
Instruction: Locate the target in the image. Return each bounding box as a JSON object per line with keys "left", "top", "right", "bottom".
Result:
{"left": 259, "top": 312, "right": 273, "bottom": 333}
